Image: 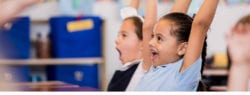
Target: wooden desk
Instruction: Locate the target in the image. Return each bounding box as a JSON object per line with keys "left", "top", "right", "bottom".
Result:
{"left": 203, "top": 69, "right": 228, "bottom": 76}
{"left": 209, "top": 85, "right": 227, "bottom": 91}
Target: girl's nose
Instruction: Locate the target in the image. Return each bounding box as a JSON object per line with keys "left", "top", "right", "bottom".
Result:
{"left": 115, "top": 37, "right": 120, "bottom": 45}
{"left": 149, "top": 38, "right": 155, "bottom": 48}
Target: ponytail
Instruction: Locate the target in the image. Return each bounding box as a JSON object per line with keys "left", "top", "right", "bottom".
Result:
{"left": 197, "top": 36, "right": 207, "bottom": 91}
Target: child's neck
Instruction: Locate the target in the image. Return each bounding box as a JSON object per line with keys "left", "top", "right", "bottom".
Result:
{"left": 142, "top": 60, "right": 151, "bottom": 71}
{"left": 153, "top": 57, "right": 183, "bottom": 67}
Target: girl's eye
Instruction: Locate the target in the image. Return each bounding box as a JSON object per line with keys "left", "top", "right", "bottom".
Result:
{"left": 122, "top": 33, "right": 127, "bottom": 38}
{"left": 157, "top": 36, "right": 162, "bottom": 41}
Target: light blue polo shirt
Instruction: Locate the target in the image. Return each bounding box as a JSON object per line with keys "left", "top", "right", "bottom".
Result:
{"left": 135, "top": 57, "right": 202, "bottom": 91}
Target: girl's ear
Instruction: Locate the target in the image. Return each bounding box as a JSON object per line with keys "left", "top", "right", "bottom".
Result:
{"left": 177, "top": 42, "right": 188, "bottom": 56}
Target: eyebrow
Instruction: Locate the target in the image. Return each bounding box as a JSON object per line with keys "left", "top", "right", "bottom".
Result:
{"left": 155, "top": 33, "right": 165, "bottom": 39}
{"left": 119, "top": 30, "right": 127, "bottom": 34}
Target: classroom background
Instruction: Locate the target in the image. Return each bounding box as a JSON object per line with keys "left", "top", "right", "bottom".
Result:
{"left": 0, "top": 0, "right": 250, "bottom": 91}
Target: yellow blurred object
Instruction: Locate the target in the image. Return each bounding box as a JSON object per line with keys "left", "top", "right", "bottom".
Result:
{"left": 213, "top": 53, "right": 228, "bottom": 68}
{"left": 67, "top": 19, "right": 94, "bottom": 32}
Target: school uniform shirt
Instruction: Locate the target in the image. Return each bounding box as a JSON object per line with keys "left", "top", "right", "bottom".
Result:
{"left": 107, "top": 59, "right": 141, "bottom": 91}
{"left": 126, "top": 60, "right": 147, "bottom": 91}
{"left": 135, "top": 57, "right": 202, "bottom": 91}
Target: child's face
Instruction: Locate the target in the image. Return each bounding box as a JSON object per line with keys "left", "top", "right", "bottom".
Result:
{"left": 149, "top": 20, "right": 181, "bottom": 66}
{"left": 115, "top": 19, "right": 142, "bottom": 64}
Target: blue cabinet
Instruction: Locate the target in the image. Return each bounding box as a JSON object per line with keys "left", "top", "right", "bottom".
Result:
{"left": 0, "top": 17, "right": 30, "bottom": 59}
{"left": 47, "top": 16, "right": 103, "bottom": 89}
{"left": 0, "top": 17, "right": 30, "bottom": 82}
{"left": 49, "top": 16, "right": 103, "bottom": 58}
{"left": 47, "top": 64, "right": 99, "bottom": 89}
{"left": 0, "top": 66, "right": 30, "bottom": 82}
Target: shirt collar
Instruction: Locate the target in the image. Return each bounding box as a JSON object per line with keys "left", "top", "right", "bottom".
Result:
{"left": 136, "top": 60, "right": 147, "bottom": 73}
{"left": 119, "top": 59, "right": 142, "bottom": 71}
{"left": 150, "top": 58, "right": 184, "bottom": 71}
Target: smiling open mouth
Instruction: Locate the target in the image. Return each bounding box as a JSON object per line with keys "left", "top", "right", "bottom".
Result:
{"left": 150, "top": 49, "right": 159, "bottom": 60}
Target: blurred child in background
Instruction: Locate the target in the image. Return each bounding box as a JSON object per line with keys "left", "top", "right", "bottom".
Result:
{"left": 227, "top": 14, "right": 250, "bottom": 91}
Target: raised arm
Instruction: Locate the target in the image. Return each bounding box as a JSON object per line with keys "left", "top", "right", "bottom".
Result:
{"left": 227, "top": 23, "right": 250, "bottom": 91}
{"left": 170, "top": 0, "right": 192, "bottom": 13}
{"left": 130, "top": 0, "right": 140, "bottom": 10}
{"left": 228, "top": 53, "right": 250, "bottom": 91}
{"left": 142, "top": 0, "right": 158, "bottom": 70}
{"left": 0, "top": 0, "right": 42, "bottom": 26}
{"left": 181, "top": 0, "right": 219, "bottom": 72}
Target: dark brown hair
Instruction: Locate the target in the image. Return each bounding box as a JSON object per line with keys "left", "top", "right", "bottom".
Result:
{"left": 160, "top": 13, "right": 193, "bottom": 42}
{"left": 124, "top": 16, "right": 143, "bottom": 40}
{"left": 236, "top": 14, "right": 250, "bottom": 25}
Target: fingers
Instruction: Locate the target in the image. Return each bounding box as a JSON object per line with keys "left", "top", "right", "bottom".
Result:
{"left": 227, "top": 22, "right": 250, "bottom": 62}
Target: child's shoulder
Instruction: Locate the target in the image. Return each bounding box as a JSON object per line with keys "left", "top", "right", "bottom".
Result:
{"left": 147, "top": 58, "right": 184, "bottom": 75}
{"left": 154, "top": 57, "right": 201, "bottom": 76}
{"left": 180, "top": 56, "right": 202, "bottom": 74}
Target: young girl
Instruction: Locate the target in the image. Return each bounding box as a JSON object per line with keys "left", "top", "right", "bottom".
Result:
{"left": 227, "top": 14, "right": 250, "bottom": 91}
{"left": 107, "top": 0, "right": 144, "bottom": 91}
{"left": 135, "top": 0, "right": 219, "bottom": 91}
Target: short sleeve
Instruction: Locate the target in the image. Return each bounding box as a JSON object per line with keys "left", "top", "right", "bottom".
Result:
{"left": 177, "top": 57, "right": 202, "bottom": 91}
